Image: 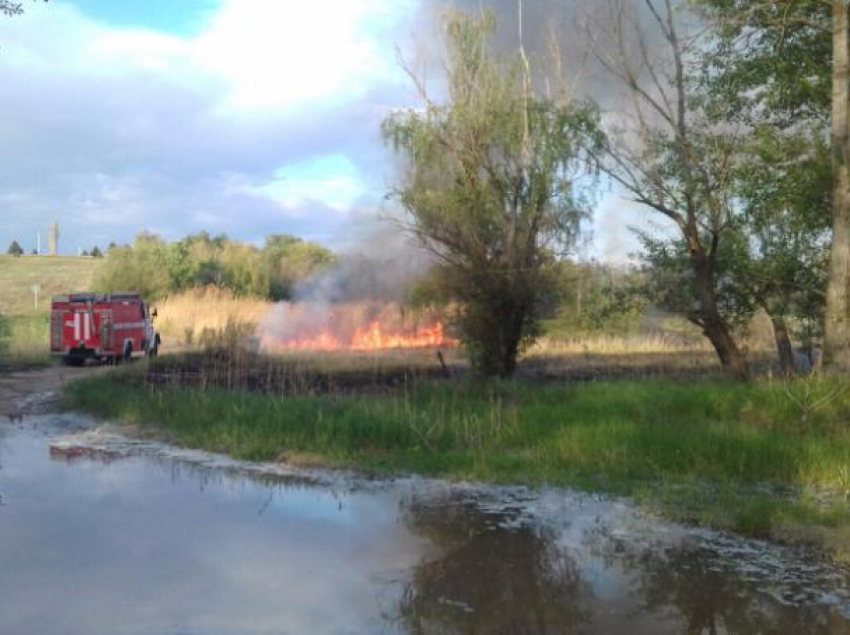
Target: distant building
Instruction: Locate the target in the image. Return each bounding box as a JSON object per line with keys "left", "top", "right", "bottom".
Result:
{"left": 48, "top": 222, "right": 59, "bottom": 256}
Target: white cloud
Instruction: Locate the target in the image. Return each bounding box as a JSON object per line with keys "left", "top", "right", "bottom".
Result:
{"left": 193, "top": 0, "right": 406, "bottom": 113}
{"left": 0, "top": 0, "right": 419, "bottom": 252}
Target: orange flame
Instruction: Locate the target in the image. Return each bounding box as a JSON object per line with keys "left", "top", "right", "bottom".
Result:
{"left": 261, "top": 302, "right": 458, "bottom": 353}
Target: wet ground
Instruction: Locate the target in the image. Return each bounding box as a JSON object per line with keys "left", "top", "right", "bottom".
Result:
{"left": 1, "top": 412, "right": 850, "bottom": 634}
{"left": 0, "top": 364, "right": 105, "bottom": 417}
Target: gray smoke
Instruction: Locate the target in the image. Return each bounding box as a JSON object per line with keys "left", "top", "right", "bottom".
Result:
{"left": 409, "top": 0, "right": 682, "bottom": 111}
{"left": 294, "top": 224, "right": 436, "bottom": 303}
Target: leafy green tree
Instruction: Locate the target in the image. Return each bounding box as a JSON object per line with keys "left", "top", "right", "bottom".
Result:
{"left": 266, "top": 236, "right": 336, "bottom": 300}
{"left": 95, "top": 234, "right": 171, "bottom": 300}
{"left": 543, "top": 262, "right": 648, "bottom": 337}
{"left": 96, "top": 231, "right": 336, "bottom": 301}
{"left": 90, "top": 246, "right": 103, "bottom": 258}
{"left": 635, "top": 229, "right": 757, "bottom": 344}
{"left": 729, "top": 128, "right": 831, "bottom": 374}
{"left": 165, "top": 240, "right": 193, "bottom": 290}
{"left": 590, "top": 0, "right": 750, "bottom": 378}
{"left": 383, "top": 10, "right": 598, "bottom": 377}
{"left": 695, "top": 0, "right": 847, "bottom": 370}
{"left": 218, "top": 242, "right": 269, "bottom": 297}
{"left": 265, "top": 234, "right": 302, "bottom": 251}
{"left": 6, "top": 240, "right": 23, "bottom": 257}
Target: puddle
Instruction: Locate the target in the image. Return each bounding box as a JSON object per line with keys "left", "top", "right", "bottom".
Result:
{"left": 1, "top": 414, "right": 849, "bottom": 634}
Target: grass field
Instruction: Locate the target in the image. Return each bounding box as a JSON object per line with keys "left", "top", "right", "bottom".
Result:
{"left": 0, "top": 255, "right": 102, "bottom": 316}
{"left": 67, "top": 365, "right": 850, "bottom": 555}
{"left": 0, "top": 255, "right": 103, "bottom": 367}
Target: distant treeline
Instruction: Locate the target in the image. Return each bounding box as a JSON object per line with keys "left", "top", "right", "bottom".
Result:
{"left": 96, "top": 232, "right": 335, "bottom": 301}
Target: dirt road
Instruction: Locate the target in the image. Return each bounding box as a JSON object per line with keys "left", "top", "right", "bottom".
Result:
{"left": 0, "top": 364, "right": 106, "bottom": 418}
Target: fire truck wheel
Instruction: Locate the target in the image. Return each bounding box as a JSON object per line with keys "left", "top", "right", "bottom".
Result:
{"left": 62, "top": 356, "right": 84, "bottom": 367}
{"left": 119, "top": 341, "right": 133, "bottom": 364}
{"left": 148, "top": 334, "right": 161, "bottom": 358}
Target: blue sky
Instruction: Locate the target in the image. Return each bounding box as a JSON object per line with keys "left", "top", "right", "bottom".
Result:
{"left": 0, "top": 0, "right": 641, "bottom": 261}
{"left": 68, "top": 0, "right": 221, "bottom": 35}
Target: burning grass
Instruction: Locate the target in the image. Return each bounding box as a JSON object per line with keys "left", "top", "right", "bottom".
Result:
{"left": 152, "top": 288, "right": 749, "bottom": 358}
{"left": 153, "top": 288, "right": 458, "bottom": 355}
{"left": 259, "top": 300, "right": 457, "bottom": 353}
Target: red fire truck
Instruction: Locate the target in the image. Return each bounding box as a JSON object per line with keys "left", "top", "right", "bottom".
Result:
{"left": 50, "top": 293, "right": 161, "bottom": 365}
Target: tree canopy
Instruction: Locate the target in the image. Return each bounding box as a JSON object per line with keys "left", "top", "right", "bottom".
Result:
{"left": 95, "top": 232, "right": 335, "bottom": 302}
{"left": 383, "top": 9, "right": 599, "bottom": 376}
{"left": 6, "top": 240, "right": 23, "bottom": 257}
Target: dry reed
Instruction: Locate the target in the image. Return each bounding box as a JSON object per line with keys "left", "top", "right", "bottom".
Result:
{"left": 154, "top": 287, "right": 272, "bottom": 349}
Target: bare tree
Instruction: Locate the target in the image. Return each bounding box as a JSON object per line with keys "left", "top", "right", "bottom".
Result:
{"left": 586, "top": 0, "right": 749, "bottom": 379}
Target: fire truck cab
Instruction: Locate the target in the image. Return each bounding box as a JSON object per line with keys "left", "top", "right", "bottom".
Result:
{"left": 50, "top": 293, "right": 161, "bottom": 365}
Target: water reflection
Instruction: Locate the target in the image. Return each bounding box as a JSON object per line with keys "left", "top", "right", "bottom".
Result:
{"left": 397, "top": 492, "right": 592, "bottom": 633}
{"left": 396, "top": 491, "right": 850, "bottom": 634}
{"left": 630, "top": 545, "right": 848, "bottom": 634}
{"left": 1, "top": 416, "right": 849, "bottom": 634}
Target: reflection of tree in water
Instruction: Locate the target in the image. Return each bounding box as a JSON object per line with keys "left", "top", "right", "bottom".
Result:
{"left": 396, "top": 492, "right": 593, "bottom": 634}
{"left": 596, "top": 538, "right": 849, "bottom": 635}
{"left": 397, "top": 489, "right": 850, "bottom": 634}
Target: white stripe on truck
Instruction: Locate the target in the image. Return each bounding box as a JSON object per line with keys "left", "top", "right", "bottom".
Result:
{"left": 74, "top": 313, "right": 81, "bottom": 340}
{"left": 113, "top": 322, "right": 146, "bottom": 330}
{"left": 83, "top": 312, "right": 91, "bottom": 340}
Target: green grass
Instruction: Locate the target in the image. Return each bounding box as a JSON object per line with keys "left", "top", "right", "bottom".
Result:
{"left": 0, "top": 255, "right": 102, "bottom": 368}
{"left": 1, "top": 314, "right": 51, "bottom": 368}
{"left": 0, "top": 255, "right": 102, "bottom": 316}
{"left": 66, "top": 372, "right": 850, "bottom": 552}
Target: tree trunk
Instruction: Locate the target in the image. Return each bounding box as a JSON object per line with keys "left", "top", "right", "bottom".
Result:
{"left": 498, "top": 303, "right": 526, "bottom": 378}
{"left": 770, "top": 316, "right": 797, "bottom": 377}
{"left": 693, "top": 256, "right": 749, "bottom": 380}
{"left": 702, "top": 318, "right": 749, "bottom": 380}
{"left": 824, "top": 0, "right": 850, "bottom": 372}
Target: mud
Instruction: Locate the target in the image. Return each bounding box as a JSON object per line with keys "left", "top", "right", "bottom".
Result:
{"left": 0, "top": 364, "right": 106, "bottom": 418}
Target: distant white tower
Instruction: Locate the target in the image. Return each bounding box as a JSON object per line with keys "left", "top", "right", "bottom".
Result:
{"left": 48, "top": 222, "right": 59, "bottom": 256}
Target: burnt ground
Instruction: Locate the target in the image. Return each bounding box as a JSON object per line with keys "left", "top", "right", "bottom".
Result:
{"left": 126, "top": 349, "right": 458, "bottom": 396}
{"left": 0, "top": 348, "right": 781, "bottom": 413}
{"left": 120, "top": 347, "right": 782, "bottom": 398}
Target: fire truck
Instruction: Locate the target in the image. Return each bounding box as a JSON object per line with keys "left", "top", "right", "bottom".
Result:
{"left": 50, "top": 293, "right": 161, "bottom": 365}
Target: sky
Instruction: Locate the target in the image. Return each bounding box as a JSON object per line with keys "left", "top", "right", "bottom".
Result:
{"left": 0, "top": 0, "right": 644, "bottom": 260}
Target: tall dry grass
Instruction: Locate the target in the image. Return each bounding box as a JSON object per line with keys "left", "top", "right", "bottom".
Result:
{"left": 154, "top": 287, "right": 272, "bottom": 350}
{"left": 153, "top": 287, "right": 783, "bottom": 376}
{"left": 527, "top": 312, "right": 778, "bottom": 359}
{"left": 525, "top": 334, "right": 714, "bottom": 357}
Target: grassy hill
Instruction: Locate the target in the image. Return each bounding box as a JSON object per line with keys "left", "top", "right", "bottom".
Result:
{"left": 0, "top": 255, "right": 103, "bottom": 317}
{"left": 0, "top": 255, "right": 104, "bottom": 367}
